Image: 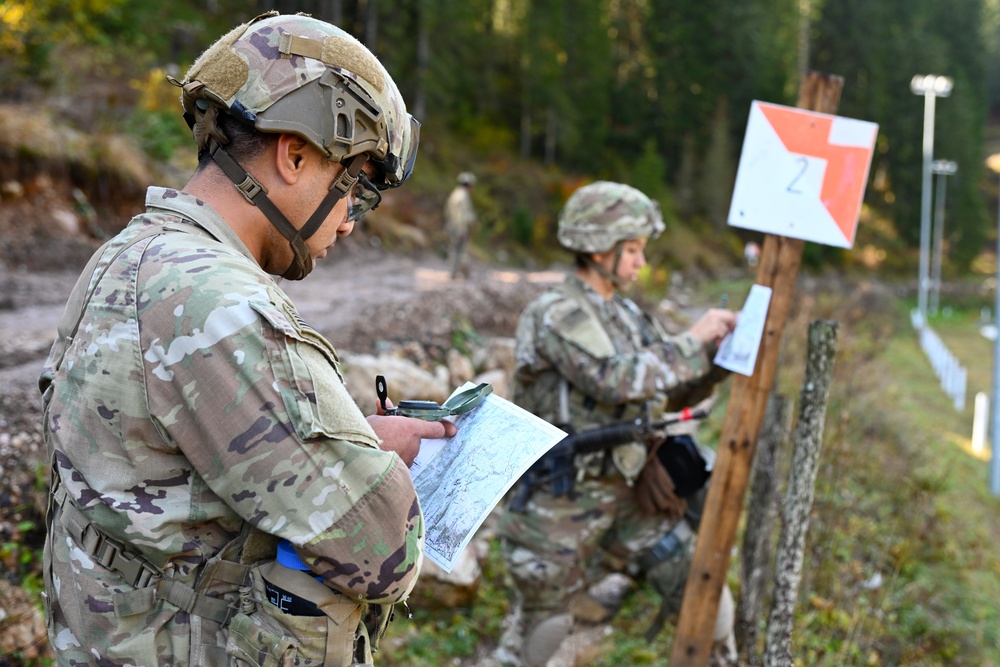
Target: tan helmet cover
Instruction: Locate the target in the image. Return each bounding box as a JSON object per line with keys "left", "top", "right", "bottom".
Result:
{"left": 557, "top": 181, "right": 665, "bottom": 254}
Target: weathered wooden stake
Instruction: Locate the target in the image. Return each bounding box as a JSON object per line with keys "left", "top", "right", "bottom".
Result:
{"left": 737, "top": 393, "right": 793, "bottom": 666}
{"left": 668, "top": 71, "right": 844, "bottom": 667}
{"left": 761, "top": 320, "right": 840, "bottom": 666}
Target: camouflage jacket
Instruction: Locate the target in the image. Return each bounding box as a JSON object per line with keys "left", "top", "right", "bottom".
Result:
{"left": 443, "top": 185, "right": 476, "bottom": 236}
{"left": 513, "top": 274, "right": 723, "bottom": 431}
{"left": 39, "top": 187, "right": 423, "bottom": 665}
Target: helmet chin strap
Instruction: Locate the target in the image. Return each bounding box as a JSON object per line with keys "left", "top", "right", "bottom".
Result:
{"left": 583, "top": 242, "right": 629, "bottom": 290}
{"left": 207, "top": 139, "right": 366, "bottom": 280}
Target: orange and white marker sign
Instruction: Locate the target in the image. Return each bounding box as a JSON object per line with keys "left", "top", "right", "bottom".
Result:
{"left": 728, "top": 101, "right": 878, "bottom": 248}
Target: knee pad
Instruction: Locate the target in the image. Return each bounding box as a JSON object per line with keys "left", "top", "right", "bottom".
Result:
{"left": 640, "top": 521, "right": 695, "bottom": 608}
{"left": 523, "top": 613, "right": 573, "bottom": 667}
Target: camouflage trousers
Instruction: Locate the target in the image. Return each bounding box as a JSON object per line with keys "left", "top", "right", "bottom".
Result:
{"left": 494, "top": 474, "right": 694, "bottom": 666}
{"left": 447, "top": 232, "right": 470, "bottom": 279}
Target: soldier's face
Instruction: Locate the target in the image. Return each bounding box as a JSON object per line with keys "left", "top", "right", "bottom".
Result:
{"left": 304, "top": 161, "right": 371, "bottom": 261}
{"left": 595, "top": 238, "right": 647, "bottom": 285}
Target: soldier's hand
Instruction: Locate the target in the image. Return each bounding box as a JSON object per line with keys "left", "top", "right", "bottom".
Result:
{"left": 688, "top": 308, "right": 737, "bottom": 347}
{"left": 367, "top": 398, "right": 458, "bottom": 467}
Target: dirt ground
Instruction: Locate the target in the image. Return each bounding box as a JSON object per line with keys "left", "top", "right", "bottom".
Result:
{"left": 0, "top": 229, "right": 565, "bottom": 514}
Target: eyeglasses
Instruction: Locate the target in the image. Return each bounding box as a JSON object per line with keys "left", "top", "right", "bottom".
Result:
{"left": 347, "top": 171, "right": 382, "bottom": 222}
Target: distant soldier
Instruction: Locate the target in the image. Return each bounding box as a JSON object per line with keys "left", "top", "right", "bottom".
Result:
{"left": 444, "top": 171, "right": 477, "bottom": 279}
{"left": 494, "top": 181, "right": 739, "bottom": 666}
{"left": 38, "top": 12, "right": 455, "bottom": 667}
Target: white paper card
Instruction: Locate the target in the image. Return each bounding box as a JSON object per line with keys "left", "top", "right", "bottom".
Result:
{"left": 714, "top": 285, "right": 773, "bottom": 376}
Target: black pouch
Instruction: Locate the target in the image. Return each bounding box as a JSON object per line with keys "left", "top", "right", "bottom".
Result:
{"left": 656, "top": 434, "right": 711, "bottom": 498}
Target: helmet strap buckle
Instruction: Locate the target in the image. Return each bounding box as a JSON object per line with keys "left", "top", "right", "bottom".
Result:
{"left": 328, "top": 155, "right": 365, "bottom": 196}
{"left": 235, "top": 173, "right": 267, "bottom": 205}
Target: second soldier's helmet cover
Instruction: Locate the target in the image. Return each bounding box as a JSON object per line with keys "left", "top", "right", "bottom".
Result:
{"left": 557, "top": 181, "right": 665, "bottom": 254}
{"left": 176, "top": 11, "right": 419, "bottom": 191}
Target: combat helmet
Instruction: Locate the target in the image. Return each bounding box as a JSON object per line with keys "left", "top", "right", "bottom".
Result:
{"left": 557, "top": 181, "right": 664, "bottom": 254}
{"left": 171, "top": 11, "right": 420, "bottom": 279}
{"left": 457, "top": 171, "right": 476, "bottom": 186}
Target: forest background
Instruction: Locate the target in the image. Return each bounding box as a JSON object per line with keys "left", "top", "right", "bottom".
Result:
{"left": 5, "top": 1, "right": 1000, "bottom": 666}
{"left": 4, "top": 0, "right": 1000, "bottom": 276}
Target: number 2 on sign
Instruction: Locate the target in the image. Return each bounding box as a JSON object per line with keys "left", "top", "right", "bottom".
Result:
{"left": 786, "top": 156, "right": 808, "bottom": 194}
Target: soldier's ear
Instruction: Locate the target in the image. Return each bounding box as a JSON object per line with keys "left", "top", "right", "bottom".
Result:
{"left": 590, "top": 250, "right": 610, "bottom": 267}
{"left": 274, "top": 133, "right": 313, "bottom": 184}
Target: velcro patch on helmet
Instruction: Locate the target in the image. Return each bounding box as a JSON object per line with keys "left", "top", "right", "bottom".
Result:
{"left": 322, "top": 36, "right": 385, "bottom": 93}
{"left": 185, "top": 22, "right": 252, "bottom": 102}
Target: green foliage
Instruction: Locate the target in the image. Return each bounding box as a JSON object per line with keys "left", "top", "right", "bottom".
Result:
{"left": 761, "top": 284, "right": 1000, "bottom": 666}
{"left": 450, "top": 313, "right": 483, "bottom": 356}
{"left": 1, "top": 505, "right": 45, "bottom": 583}
{"left": 124, "top": 109, "right": 189, "bottom": 163}
{"left": 2, "top": 0, "right": 998, "bottom": 270}
{"left": 509, "top": 204, "right": 534, "bottom": 247}
{"left": 698, "top": 98, "right": 736, "bottom": 230}
{"left": 812, "top": 0, "right": 991, "bottom": 272}
{"left": 629, "top": 140, "right": 670, "bottom": 203}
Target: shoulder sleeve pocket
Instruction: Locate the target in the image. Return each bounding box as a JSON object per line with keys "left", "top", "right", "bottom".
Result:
{"left": 550, "top": 300, "right": 616, "bottom": 359}
{"left": 250, "top": 300, "right": 379, "bottom": 448}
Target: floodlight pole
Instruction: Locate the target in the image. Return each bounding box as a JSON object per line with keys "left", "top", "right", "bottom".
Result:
{"left": 930, "top": 160, "right": 957, "bottom": 315}
{"left": 911, "top": 74, "right": 953, "bottom": 324}
{"left": 990, "top": 160, "right": 1000, "bottom": 496}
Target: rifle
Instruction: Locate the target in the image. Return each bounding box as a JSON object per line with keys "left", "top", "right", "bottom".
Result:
{"left": 509, "top": 406, "right": 710, "bottom": 513}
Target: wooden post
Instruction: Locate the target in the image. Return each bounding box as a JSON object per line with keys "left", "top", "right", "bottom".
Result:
{"left": 737, "top": 393, "right": 793, "bottom": 665}
{"left": 763, "top": 320, "right": 840, "bottom": 666}
{"left": 668, "top": 71, "right": 844, "bottom": 667}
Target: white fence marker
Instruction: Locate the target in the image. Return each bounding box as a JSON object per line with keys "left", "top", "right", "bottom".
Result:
{"left": 912, "top": 312, "right": 967, "bottom": 412}
{"left": 973, "top": 392, "right": 988, "bottom": 454}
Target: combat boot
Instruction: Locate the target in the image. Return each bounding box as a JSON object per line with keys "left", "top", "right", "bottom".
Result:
{"left": 571, "top": 572, "right": 635, "bottom": 624}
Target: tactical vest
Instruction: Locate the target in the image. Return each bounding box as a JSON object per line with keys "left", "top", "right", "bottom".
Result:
{"left": 538, "top": 278, "right": 668, "bottom": 483}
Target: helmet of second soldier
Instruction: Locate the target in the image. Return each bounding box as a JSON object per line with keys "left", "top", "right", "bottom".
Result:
{"left": 557, "top": 181, "right": 665, "bottom": 254}
{"left": 178, "top": 11, "right": 418, "bottom": 190}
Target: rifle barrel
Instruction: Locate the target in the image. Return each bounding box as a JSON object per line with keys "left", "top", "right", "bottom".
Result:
{"left": 555, "top": 408, "right": 710, "bottom": 456}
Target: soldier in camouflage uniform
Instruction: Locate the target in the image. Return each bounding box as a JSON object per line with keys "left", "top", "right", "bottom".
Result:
{"left": 444, "top": 171, "right": 477, "bottom": 279}
{"left": 494, "top": 181, "right": 738, "bottom": 666}
{"left": 39, "top": 12, "right": 453, "bottom": 667}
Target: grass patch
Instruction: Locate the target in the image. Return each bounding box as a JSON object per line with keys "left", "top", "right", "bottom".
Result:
{"left": 379, "top": 539, "right": 510, "bottom": 666}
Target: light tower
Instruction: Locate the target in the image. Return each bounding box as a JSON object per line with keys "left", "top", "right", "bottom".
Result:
{"left": 910, "top": 74, "right": 953, "bottom": 324}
